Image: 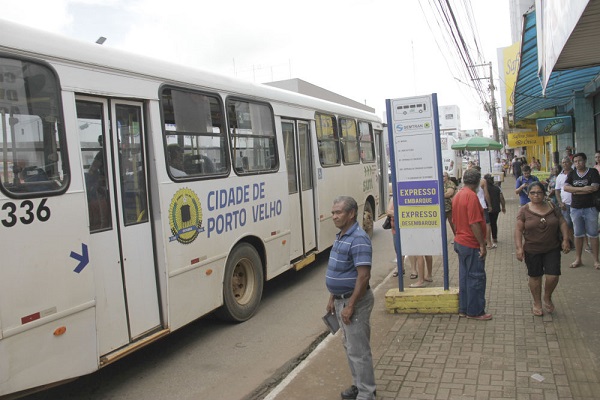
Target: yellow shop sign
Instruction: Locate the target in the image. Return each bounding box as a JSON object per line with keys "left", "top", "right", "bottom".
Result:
{"left": 507, "top": 130, "right": 544, "bottom": 147}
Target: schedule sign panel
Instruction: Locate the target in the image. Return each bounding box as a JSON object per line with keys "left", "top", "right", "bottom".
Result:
{"left": 386, "top": 94, "right": 445, "bottom": 255}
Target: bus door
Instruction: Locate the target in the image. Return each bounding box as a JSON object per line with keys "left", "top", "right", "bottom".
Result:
{"left": 374, "top": 128, "right": 387, "bottom": 215}
{"left": 77, "top": 97, "right": 160, "bottom": 355}
{"left": 282, "top": 120, "right": 316, "bottom": 260}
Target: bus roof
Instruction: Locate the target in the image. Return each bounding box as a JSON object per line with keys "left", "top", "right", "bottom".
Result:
{"left": 0, "top": 19, "right": 381, "bottom": 123}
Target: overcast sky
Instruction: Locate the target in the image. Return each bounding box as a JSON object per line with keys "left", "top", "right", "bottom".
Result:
{"left": 1, "top": 0, "right": 511, "bottom": 134}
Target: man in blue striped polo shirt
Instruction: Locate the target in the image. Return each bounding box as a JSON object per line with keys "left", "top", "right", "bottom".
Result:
{"left": 326, "top": 196, "right": 376, "bottom": 400}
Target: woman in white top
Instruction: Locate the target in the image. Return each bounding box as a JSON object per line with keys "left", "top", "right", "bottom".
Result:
{"left": 473, "top": 166, "right": 493, "bottom": 248}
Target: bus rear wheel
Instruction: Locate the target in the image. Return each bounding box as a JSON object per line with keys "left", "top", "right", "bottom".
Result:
{"left": 363, "top": 201, "right": 374, "bottom": 238}
{"left": 216, "top": 243, "right": 264, "bottom": 322}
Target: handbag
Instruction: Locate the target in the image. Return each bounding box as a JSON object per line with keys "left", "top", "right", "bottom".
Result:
{"left": 382, "top": 216, "right": 392, "bottom": 230}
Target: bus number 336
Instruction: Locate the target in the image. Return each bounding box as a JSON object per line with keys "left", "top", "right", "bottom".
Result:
{"left": 1, "top": 198, "right": 51, "bottom": 227}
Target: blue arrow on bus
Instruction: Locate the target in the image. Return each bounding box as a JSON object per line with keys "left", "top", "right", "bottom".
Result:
{"left": 70, "top": 243, "right": 89, "bottom": 273}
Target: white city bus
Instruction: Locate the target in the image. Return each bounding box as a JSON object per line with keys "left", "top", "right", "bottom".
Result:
{"left": 0, "top": 20, "right": 386, "bottom": 397}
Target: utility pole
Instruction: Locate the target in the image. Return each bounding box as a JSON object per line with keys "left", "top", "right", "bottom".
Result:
{"left": 487, "top": 62, "right": 500, "bottom": 143}
{"left": 470, "top": 62, "right": 500, "bottom": 143}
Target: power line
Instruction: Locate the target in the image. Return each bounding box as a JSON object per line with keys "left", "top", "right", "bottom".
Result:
{"left": 421, "top": 0, "right": 500, "bottom": 135}
{"left": 440, "top": 0, "right": 486, "bottom": 99}
{"left": 461, "top": 0, "right": 484, "bottom": 62}
{"left": 421, "top": 0, "right": 481, "bottom": 105}
{"left": 419, "top": 0, "right": 465, "bottom": 82}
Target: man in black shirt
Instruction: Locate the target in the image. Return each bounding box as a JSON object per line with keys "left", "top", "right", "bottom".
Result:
{"left": 564, "top": 152, "right": 600, "bottom": 269}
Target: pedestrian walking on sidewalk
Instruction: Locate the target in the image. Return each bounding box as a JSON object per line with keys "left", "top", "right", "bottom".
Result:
{"left": 514, "top": 181, "right": 571, "bottom": 316}
{"left": 452, "top": 168, "right": 492, "bottom": 320}
{"left": 512, "top": 156, "right": 522, "bottom": 179}
{"left": 515, "top": 165, "right": 539, "bottom": 206}
{"left": 555, "top": 157, "right": 575, "bottom": 247}
{"left": 563, "top": 152, "right": 600, "bottom": 269}
{"left": 485, "top": 174, "right": 505, "bottom": 248}
{"left": 472, "top": 166, "right": 493, "bottom": 248}
{"left": 325, "top": 196, "right": 376, "bottom": 400}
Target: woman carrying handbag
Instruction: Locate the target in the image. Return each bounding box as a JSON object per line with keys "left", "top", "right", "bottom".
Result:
{"left": 514, "top": 181, "right": 571, "bottom": 316}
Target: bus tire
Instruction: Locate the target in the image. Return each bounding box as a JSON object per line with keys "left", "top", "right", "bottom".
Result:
{"left": 362, "top": 201, "right": 374, "bottom": 238}
{"left": 216, "top": 243, "right": 264, "bottom": 322}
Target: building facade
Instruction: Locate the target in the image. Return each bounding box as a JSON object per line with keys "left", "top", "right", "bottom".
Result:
{"left": 438, "top": 105, "right": 461, "bottom": 138}
{"left": 512, "top": 0, "right": 600, "bottom": 167}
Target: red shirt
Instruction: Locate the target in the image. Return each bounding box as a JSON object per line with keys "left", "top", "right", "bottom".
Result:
{"left": 452, "top": 187, "right": 486, "bottom": 249}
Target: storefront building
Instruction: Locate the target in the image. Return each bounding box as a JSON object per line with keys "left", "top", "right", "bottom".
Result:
{"left": 513, "top": 0, "right": 600, "bottom": 166}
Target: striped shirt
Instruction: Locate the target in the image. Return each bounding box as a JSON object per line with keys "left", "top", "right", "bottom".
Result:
{"left": 326, "top": 222, "right": 372, "bottom": 295}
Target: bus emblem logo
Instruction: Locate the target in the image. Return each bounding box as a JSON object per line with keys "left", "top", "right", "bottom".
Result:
{"left": 169, "top": 188, "right": 204, "bottom": 244}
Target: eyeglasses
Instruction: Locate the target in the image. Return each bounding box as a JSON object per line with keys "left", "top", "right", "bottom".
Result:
{"left": 529, "top": 191, "right": 544, "bottom": 196}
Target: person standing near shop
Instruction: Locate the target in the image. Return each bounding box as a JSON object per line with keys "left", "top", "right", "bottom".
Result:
{"left": 565, "top": 146, "right": 574, "bottom": 161}
{"left": 452, "top": 168, "right": 492, "bottom": 320}
{"left": 326, "top": 196, "right": 376, "bottom": 400}
{"left": 485, "top": 174, "right": 505, "bottom": 248}
{"left": 563, "top": 152, "right": 600, "bottom": 269}
{"left": 512, "top": 156, "right": 522, "bottom": 179}
{"left": 555, "top": 157, "right": 575, "bottom": 248}
{"left": 472, "top": 166, "right": 493, "bottom": 248}
{"left": 546, "top": 165, "right": 560, "bottom": 205}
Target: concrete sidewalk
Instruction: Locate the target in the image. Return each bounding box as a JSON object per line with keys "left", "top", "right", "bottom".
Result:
{"left": 265, "top": 176, "right": 600, "bottom": 400}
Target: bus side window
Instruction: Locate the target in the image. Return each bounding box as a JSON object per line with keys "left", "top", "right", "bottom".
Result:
{"left": 358, "top": 121, "right": 375, "bottom": 163}
{"left": 160, "top": 87, "right": 229, "bottom": 180}
{"left": 0, "top": 57, "right": 69, "bottom": 198}
{"left": 227, "top": 98, "right": 278, "bottom": 174}
{"left": 315, "top": 113, "right": 340, "bottom": 167}
{"left": 339, "top": 117, "right": 359, "bottom": 165}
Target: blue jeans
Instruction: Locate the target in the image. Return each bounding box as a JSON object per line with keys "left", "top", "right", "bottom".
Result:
{"left": 570, "top": 206, "right": 599, "bottom": 238}
{"left": 334, "top": 289, "right": 376, "bottom": 400}
{"left": 454, "top": 242, "right": 487, "bottom": 316}
{"left": 561, "top": 204, "right": 573, "bottom": 229}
